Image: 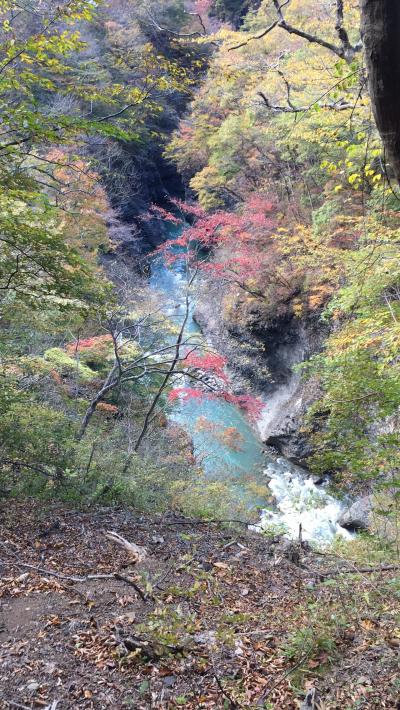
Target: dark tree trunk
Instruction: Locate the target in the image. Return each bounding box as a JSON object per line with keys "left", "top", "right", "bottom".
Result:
{"left": 361, "top": 0, "right": 400, "bottom": 183}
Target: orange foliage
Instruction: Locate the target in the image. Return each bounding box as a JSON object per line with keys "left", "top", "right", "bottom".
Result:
{"left": 50, "top": 369, "right": 63, "bottom": 385}
{"left": 96, "top": 402, "right": 119, "bottom": 415}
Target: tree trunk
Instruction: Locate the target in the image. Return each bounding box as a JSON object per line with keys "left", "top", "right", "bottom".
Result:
{"left": 361, "top": 0, "right": 400, "bottom": 183}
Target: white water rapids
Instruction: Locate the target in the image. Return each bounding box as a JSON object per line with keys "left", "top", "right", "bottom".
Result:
{"left": 256, "top": 458, "right": 352, "bottom": 544}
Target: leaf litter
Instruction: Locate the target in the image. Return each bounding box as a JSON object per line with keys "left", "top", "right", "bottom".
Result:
{"left": 0, "top": 500, "right": 399, "bottom": 708}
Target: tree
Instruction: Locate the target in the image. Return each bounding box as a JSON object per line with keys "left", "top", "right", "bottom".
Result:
{"left": 361, "top": 0, "right": 400, "bottom": 183}
{"left": 165, "top": 0, "right": 400, "bottom": 507}
{"left": 153, "top": 196, "right": 304, "bottom": 305}
{"left": 0, "top": 0, "right": 199, "bottom": 493}
{"left": 230, "top": 0, "right": 361, "bottom": 61}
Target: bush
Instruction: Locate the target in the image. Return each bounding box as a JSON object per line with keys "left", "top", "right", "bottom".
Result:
{"left": 44, "top": 348, "right": 97, "bottom": 382}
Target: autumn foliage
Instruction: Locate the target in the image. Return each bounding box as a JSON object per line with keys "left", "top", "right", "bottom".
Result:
{"left": 184, "top": 352, "right": 228, "bottom": 383}
{"left": 168, "top": 349, "right": 263, "bottom": 422}
{"left": 168, "top": 387, "right": 263, "bottom": 422}
{"left": 148, "top": 195, "right": 287, "bottom": 298}
{"left": 66, "top": 335, "right": 113, "bottom": 355}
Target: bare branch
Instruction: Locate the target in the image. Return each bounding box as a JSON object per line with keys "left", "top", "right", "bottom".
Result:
{"left": 142, "top": 9, "right": 205, "bottom": 39}
{"left": 0, "top": 458, "right": 58, "bottom": 479}
{"left": 257, "top": 91, "right": 353, "bottom": 113}
{"left": 230, "top": 0, "right": 361, "bottom": 62}
{"left": 78, "top": 364, "right": 119, "bottom": 439}
{"left": 132, "top": 275, "right": 195, "bottom": 454}
{"left": 229, "top": 20, "right": 278, "bottom": 51}
{"left": 257, "top": 68, "right": 361, "bottom": 115}
{"left": 272, "top": 0, "right": 346, "bottom": 58}
{"left": 184, "top": 10, "right": 207, "bottom": 35}
{"left": 95, "top": 104, "right": 137, "bottom": 122}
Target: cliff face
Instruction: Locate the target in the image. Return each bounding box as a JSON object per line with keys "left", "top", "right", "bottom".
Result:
{"left": 194, "top": 276, "right": 327, "bottom": 465}
{"left": 249, "top": 312, "right": 325, "bottom": 466}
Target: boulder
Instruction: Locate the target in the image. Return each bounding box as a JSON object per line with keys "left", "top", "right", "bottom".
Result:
{"left": 338, "top": 496, "right": 372, "bottom": 531}
{"left": 265, "top": 430, "right": 313, "bottom": 467}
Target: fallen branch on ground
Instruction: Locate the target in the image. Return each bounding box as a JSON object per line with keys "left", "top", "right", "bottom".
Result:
{"left": 214, "top": 673, "right": 242, "bottom": 708}
{"left": 104, "top": 530, "right": 147, "bottom": 563}
{"left": 160, "top": 516, "right": 253, "bottom": 527}
{"left": 318, "top": 563, "right": 400, "bottom": 578}
{"left": 1, "top": 557, "right": 152, "bottom": 600}
{"left": 118, "top": 631, "right": 193, "bottom": 659}
{"left": 114, "top": 572, "right": 154, "bottom": 601}
{"left": 257, "top": 650, "right": 312, "bottom": 705}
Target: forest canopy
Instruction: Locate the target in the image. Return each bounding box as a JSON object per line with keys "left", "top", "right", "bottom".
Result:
{"left": 0, "top": 0, "right": 399, "bottom": 520}
{"left": 1, "top": 2, "right": 400, "bottom": 708}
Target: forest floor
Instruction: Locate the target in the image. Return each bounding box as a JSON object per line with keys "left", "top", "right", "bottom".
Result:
{"left": 0, "top": 500, "right": 399, "bottom": 709}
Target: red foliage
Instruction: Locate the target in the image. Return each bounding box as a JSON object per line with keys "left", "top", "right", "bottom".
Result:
{"left": 148, "top": 196, "right": 274, "bottom": 423}
{"left": 169, "top": 197, "right": 207, "bottom": 219}
{"left": 156, "top": 195, "right": 278, "bottom": 292}
{"left": 141, "top": 204, "right": 182, "bottom": 225}
{"left": 185, "top": 352, "right": 228, "bottom": 383}
{"left": 66, "top": 335, "right": 113, "bottom": 354}
{"left": 220, "top": 393, "right": 264, "bottom": 422}
{"left": 168, "top": 387, "right": 205, "bottom": 402}
{"left": 168, "top": 387, "right": 264, "bottom": 423}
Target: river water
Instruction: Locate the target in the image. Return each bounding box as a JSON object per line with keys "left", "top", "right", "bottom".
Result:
{"left": 149, "top": 223, "right": 351, "bottom": 545}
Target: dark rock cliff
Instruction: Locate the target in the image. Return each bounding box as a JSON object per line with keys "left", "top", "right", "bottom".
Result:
{"left": 193, "top": 276, "right": 327, "bottom": 465}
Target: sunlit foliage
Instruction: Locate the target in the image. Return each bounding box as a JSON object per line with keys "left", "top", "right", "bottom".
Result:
{"left": 166, "top": 0, "right": 400, "bottom": 509}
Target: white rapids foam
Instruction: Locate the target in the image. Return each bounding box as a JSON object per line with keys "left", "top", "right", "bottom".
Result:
{"left": 256, "top": 460, "right": 352, "bottom": 544}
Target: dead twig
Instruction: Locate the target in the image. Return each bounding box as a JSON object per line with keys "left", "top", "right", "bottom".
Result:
{"left": 318, "top": 563, "right": 400, "bottom": 578}
{"left": 114, "top": 572, "right": 154, "bottom": 601}
{"left": 1, "top": 556, "right": 152, "bottom": 601}
{"left": 257, "top": 650, "right": 312, "bottom": 705}
{"left": 214, "top": 673, "right": 241, "bottom": 708}
{"left": 116, "top": 630, "right": 196, "bottom": 660}
{"left": 160, "top": 517, "right": 253, "bottom": 527}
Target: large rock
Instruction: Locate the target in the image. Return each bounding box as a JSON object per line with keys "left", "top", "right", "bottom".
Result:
{"left": 265, "top": 429, "right": 313, "bottom": 467}
{"left": 338, "top": 496, "right": 372, "bottom": 531}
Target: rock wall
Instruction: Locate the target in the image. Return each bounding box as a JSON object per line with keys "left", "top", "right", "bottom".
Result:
{"left": 194, "top": 276, "right": 327, "bottom": 465}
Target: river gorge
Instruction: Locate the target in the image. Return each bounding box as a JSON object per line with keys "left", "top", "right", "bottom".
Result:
{"left": 146, "top": 219, "right": 352, "bottom": 545}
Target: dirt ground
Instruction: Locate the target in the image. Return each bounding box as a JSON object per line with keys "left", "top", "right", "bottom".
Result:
{"left": 0, "top": 500, "right": 399, "bottom": 709}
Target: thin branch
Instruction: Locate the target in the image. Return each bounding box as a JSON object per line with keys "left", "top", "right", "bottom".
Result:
{"left": 272, "top": 0, "right": 345, "bottom": 58}
{"left": 0, "top": 255, "right": 20, "bottom": 291}
{"left": 0, "top": 458, "right": 55, "bottom": 479}
{"left": 0, "top": 555, "right": 152, "bottom": 598}
{"left": 143, "top": 9, "right": 205, "bottom": 39}
{"left": 213, "top": 674, "right": 241, "bottom": 709}
{"left": 257, "top": 91, "right": 354, "bottom": 113}
{"left": 184, "top": 10, "right": 207, "bottom": 35}
{"left": 230, "top": 0, "right": 361, "bottom": 61}
{"left": 257, "top": 650, "right": 312, "bottom": 703}
{"left": 277, "top": 69, "right": 296, "bottom": 110}
{"left": 78, "top": 364, "right": 119, "bottom": 439}
{"left": 229, "top": 20, "right": 278, "bottom": 51}
{"left": 318, "top": 564, "right": 400, "bottom": 578}
{"left": 132, "top": 275, "right": 195, "bottom": 454}
{"left": 91, "top": 91, "right": 154, "bottom": 123}
{"left": 0, "top": 0, "right": 78, "bottom": 75}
